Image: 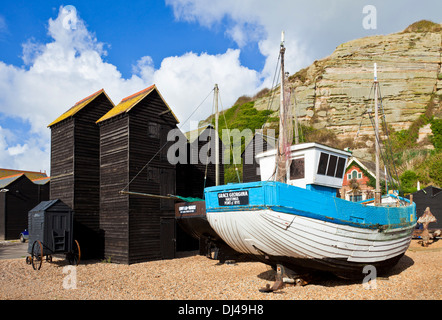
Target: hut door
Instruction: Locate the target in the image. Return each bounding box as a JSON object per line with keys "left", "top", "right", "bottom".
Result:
{"left": 160, "top": 217, "right": 175, "bottom": 259}
{"left": 49, "top": 213, "right": 68, "bottom": 252}
{"left": 160, "top": 168, "right": 175, "bottom": 211}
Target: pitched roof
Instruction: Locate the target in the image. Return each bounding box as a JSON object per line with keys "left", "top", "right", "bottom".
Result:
{"left": 48, "top": 89, "right": 114, "bottom": 127}
{"left": 0, "top": 174, "right": 26, "bottom": 188}
{"left": 346, "top": 157, "right": 387, "bottom": 180}
{"left": 96, "top": 85, "right": 179, "bottom": 124}
{"left": 31, "top": 177, "right": 50, "bottom": 185}
{"left": 185, "top": 124, "right": 215, "bottom": 143}
{"left": 0, "top": 168, "right": 47, "bottom": 180}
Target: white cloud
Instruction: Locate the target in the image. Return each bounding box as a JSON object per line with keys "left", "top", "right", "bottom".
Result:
{"left": 152, "top": 49, "right": 261, "bottom": 131}
{"left": 166, "top": 0, "right": 315, "bottom": 84}
{"left": 0, "top": 5, "right": 263, "bottom": 172}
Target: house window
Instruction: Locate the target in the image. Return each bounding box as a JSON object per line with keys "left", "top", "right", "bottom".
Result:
{"left": 348, "top": 170, "right": 362, "bottom": 180}
{"left": 349, "top": 194, "right": 362, "bottom": 202}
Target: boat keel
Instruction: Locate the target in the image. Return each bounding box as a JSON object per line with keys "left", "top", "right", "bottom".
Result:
{"left": 259, "top": 264, "right": 311, "bottom": 293}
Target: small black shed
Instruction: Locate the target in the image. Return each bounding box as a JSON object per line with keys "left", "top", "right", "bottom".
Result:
{"left": 0, "top": 174, "right": 49, "bottom": 240}
{"left": 409, "top": 186, "right": 442, "bottom": 230}
{"left": 27, "top": 199, "right": 74, "bottom": 256}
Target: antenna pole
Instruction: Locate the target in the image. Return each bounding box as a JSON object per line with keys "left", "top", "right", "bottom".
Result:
{"left": 276, "top": 31, "right": 287, "bottom": 183}
{"left": 214, "top": 84, "right": 220, "bottom": 186}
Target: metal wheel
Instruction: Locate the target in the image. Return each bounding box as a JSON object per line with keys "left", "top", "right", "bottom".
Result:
{"left": 67, "top": 240, "right": 81, "bottom": 266}
{"left": 31, "top": 240, "right": 43, "bottom": 270}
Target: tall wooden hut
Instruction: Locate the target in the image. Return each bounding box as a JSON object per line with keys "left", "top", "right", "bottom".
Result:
{"left": 176, "top": 124, "right": 224, "bottom": 199}
{"left": 0, "top": 174, "right": 48, "bottom": 240}
{"left": 47, "top": 89, "right": 115, "bottom": 259}
{"left": 175, "top": 124, "right": 225, "bottom": 253}
{"left": 242, "top": 132, "right": 276, "bottom": 182}
{"left": 96, "top": 85, "right": 179, "bottom": 264}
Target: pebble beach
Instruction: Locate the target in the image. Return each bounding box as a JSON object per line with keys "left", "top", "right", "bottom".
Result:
{"left": 0, "top": 239, "right": 440, "bottom": 300}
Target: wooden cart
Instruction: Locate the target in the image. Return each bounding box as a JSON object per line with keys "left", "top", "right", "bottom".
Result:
{"left": 25, "top": 199, "right": 81, "bottom": 270}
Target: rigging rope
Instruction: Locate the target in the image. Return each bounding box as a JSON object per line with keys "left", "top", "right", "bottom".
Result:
{"left": 218, "top": 91, "right": 241, "bottom": 183}
{"left": 120, "top": 87, "right": 215, "bottom": 193}
{"left": 365, "top": 82, "right": 404, "bottom": 199}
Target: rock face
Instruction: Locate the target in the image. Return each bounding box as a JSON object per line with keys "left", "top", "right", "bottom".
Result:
{"left": 254, "top": 23, "right": 442, "bottom": 151}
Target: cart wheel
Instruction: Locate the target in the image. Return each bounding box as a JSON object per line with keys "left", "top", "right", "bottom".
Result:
{"left": 25, "top": 256, "right": 32, "bottom": 265}
{"left": 31, "top": 240, "right": 43, "bottom": 270}
{"left": 67, "top": 240, "right": 81, "bottom": 266}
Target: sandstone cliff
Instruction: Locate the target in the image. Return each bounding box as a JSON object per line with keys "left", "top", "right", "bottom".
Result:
{"left": 254, "top": 21, "right": 442, "bottom": 155}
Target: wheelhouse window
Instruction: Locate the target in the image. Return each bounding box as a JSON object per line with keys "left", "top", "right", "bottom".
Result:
{"left": 290, "top": 157, "right": 305, "bottom": 180}
{"left": 317, "top": 153, "right": 329, "bottom": 175}
{"left": 335, "top": 157, "right": 346, "bottom": 178}
{"left": 326, "top": 155, "right": 338, "bottom": 177}
{"left": 317, "top": 152, "right": 347, "bottom": 178}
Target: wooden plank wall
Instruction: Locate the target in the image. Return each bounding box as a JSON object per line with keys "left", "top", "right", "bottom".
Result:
{"left": 99, "top": 90, "right": 180, "bottom": 264}
{"left": 73, "top": 94, "right": 113, "bottom": 258}
{"left": 50, "top": 118, "right": 75, "bottom": 207}
{"left": 127, "top": 91, "right": 177, "bottom": 264}
{"left": 99, "top": 116, "right": 130, "bottom": 263}
{"left": 2, "top": 176, "right": 39, "bottom": 240}
{"left": 50, "top": 93, "right": 113, "bottom": 259}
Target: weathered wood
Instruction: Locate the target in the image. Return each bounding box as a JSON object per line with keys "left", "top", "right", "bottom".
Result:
{"left": 0, "top": 175, "right": 49, "bottom": 240}
{"left": 49, "top": 92, "right": 114, "bottom": 258}
{"left": 98, "top": 88, "right": 179, "bottom": 264}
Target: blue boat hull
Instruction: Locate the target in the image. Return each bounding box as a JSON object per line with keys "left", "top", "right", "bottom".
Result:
{"left": 205, "top": 181, "right": 416, "bottom": 279}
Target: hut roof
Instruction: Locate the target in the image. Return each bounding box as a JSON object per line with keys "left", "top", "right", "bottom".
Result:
{"left": 96, "top": 85, "right": 179, "bottom": 124}
{"left": 0, "top": 168, "right": 47, "bottom": 180}
{"left": 184, "top": 124, "right": 214, "bottom": 143}
{"left": 0, "top": 173, "right": 26, "bottom": 188}
{"left": 48, "top": 89, "right": 114, "bottom": 127}
{"left": 31, "top": 177, "right": 50, "bottom": 185}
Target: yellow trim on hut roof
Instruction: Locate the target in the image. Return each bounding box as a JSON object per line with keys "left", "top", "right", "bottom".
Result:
{"left": 48, "top": 89, "right": 114, "bottom": 127}
{"left": 96, "top": 85, "right": 179, "bottom": 124}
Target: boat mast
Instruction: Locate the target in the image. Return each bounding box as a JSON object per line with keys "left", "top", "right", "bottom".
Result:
{"left": 293, "top": 87, "right": 299, "bottom": 145}
{"left": 214, "top": 84, "right": 220, "bottom": 186}
{"left": 276, "top": 31, "right": 287, "bottom": 183}
{"left": 374, "top": 63, "right": 381, "bottom": 205}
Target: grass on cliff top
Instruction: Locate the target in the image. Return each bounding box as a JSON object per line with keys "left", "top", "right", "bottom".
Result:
{"left": 403, "top": 20, "right": 442, "bottom": 33}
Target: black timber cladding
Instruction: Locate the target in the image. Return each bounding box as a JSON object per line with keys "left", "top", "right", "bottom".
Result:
{"left": 408, "top": 186, "right": 442, "bottom": 229}
{"left": 49, "top": 91, "right": 114, "bottom": 259}
{"left": 242, "top": 132, "right": 276, "bottom": 183}
{"left": 98, "top": 88, "right": 179, "bottom": 264}
{"left": 0, "top": 175, "right": 49, "bottom": 240}
{"left": 176, "top": 125, "right": 225, "bottom": 200}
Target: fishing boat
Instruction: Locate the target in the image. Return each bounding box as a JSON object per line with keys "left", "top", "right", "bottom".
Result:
{"left": 204, "top": 32, "right": 417, "bottom": 282}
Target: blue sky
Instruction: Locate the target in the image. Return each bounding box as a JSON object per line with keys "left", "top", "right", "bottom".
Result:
{"left": 0, "top": 0, "right": 441, "bottom": 173}
{"left": 0, "top": 1, "right": 263, "bottom": 77}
